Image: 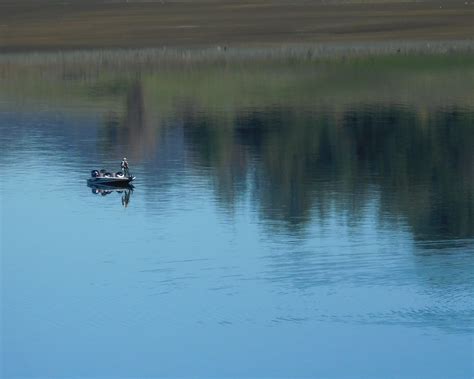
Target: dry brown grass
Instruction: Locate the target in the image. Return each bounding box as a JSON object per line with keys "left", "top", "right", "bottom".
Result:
{"left": 1, "top": 0, "right": 474, "bottom": 52}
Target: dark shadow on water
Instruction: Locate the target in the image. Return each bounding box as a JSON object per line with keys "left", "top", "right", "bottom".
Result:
{"left": 88, "top": 183, "right": 134, "bottom": 208}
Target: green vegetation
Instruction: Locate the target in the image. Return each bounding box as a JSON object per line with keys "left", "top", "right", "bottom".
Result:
{"left": 2, "top": 47, "right": 474, "bottom": 110}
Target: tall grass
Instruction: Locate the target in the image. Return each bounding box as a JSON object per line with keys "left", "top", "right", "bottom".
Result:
{"left": 1, "top": 44, "right": 473, "bottom": 115}
{"left": 1, "top": 40, "right": 473, "bottom": 74}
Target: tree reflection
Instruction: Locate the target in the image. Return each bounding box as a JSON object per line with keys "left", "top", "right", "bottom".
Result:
{"left": 19, "top": 63, "right": 470, "bottom": 243}
{"left": 182, "top": 104, "right": 474, "bottom": 242}
{"left": 100, "top": 78, "right": 162, "bottom": 161}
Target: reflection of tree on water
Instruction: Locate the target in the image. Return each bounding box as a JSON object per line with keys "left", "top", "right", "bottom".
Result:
{"left": 100, "top": 78, "right": 161, "bottom": 160}
{"left": 90, "top": 75, "right": 473, "bottom": 241}
{"left": 89, "top": 185, "right": 134, "bottom": 208}
{"left": 183, "top": 112, "right": 249, "bottom": 212}
{"left": 181, "top": 105, "right": 474, "bottom": 333}
{"left": 182, "top": 105, "right": 474, "bottom": 242}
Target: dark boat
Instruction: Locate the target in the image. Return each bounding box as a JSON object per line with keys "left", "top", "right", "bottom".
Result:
{"left": 87, "top": 169, "right": 135, "bottom": 186}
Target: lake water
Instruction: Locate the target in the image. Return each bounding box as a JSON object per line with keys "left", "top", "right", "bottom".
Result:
{"left": 1, "top": 54, "right": 473, "bottom": 378}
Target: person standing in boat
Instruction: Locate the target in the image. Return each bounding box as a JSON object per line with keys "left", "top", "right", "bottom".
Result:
{"left": 121, "top": 157, "right": 130, "bottom": 177}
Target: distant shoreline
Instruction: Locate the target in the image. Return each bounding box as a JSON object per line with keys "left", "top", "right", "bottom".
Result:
{"left": 1, "top": 0, "right": 474, "bottom": 53}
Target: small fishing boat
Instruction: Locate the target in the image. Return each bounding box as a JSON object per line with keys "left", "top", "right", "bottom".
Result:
{"left": 87, "top": 169, "right": 135, "bottom": 186}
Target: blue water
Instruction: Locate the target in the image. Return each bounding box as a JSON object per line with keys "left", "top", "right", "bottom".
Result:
{"left": 1, "top": 64, "right": 473, "bottom": 378}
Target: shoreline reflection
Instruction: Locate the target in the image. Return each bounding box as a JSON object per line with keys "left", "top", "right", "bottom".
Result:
{"left": 1, "top": 58, "right": 473, "bottom": 242}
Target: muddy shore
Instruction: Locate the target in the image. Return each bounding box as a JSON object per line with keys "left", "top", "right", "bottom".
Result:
{"left": 1, "top": 0, "right": 473, "bottom": 52}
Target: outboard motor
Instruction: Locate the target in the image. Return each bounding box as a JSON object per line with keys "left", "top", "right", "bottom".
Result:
{"left": 91, "top": 170, "right": 100, "bottom": 178}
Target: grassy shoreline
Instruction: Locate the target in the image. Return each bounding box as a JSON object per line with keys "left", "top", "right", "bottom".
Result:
{"left": 1, "top": 40, "right": 473, "bottom": 70}
{"left": 2, "top": 48, "right": 473, "bottom": 113}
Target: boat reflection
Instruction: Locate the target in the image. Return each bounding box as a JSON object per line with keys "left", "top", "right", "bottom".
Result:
{"left": 88, "top": 183, "right": 134, "bottom": 208}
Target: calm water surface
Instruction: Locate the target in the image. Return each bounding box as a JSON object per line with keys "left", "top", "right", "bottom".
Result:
{"left": 1, "top": 56, "right": 473, "bottom": 378}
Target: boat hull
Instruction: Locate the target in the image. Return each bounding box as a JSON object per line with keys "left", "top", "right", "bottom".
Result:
{"left": 87, "top": 176, "right": 135, "bottom": 186}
